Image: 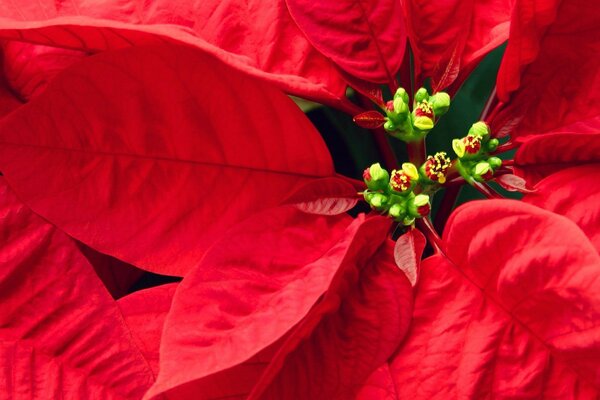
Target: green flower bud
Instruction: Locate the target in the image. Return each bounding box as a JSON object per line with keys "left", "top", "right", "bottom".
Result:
{"left": 393, "top": 96, "right": 409, "bottom": 115}
{"left": 468, "top": 121, "right": 490, "bottom": 137}
{"left": 414, "top": 87, "right": 429, "bottom": 103}
{"left": 370, "top": 193, "right": 389, "bottom": 209}
{"left": 363, "top": 163, "right": 390, "bottom": 191}
{"left": 407, "top": 193, "right": 431, "bottom": 218}
{"left": 487, "top": 156, "right": 502, "bottom": 169}
{"left": 473, "top": 162, "right": 493, "bottom": 182}
{"left": 452, "top": 138, "right": 466, "bottom": 158}
{"left": 384, "top": 120, "right": 395, "bottom": 131}
{"left": 486, "top": 138, "right": 499, "bottom": 152}
{"left": 389, "top": 202, "right": 405, "bottom": 219}
{"left": 431, "top": 92, "right": 450, "bottom": 116}
{"left": 393, "top": 87, "right": 409, "bottom": 105}
{"left": 402, "top": 216, "right": 416, "bottom": 226}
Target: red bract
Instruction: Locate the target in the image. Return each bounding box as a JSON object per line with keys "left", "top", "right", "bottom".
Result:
{"left": 402, "top": 0, "right": 511, "bottom": 91}
{"left": 0, "top": 178, "right": 156, "bottom": 398}
{"left": 147, "top": 207, "right": 412, "bottom": 399}
{"left": 380, "top": 200, "right": 600, "bottom": 398}
{"left": 492, "top": 0, "right": 600, "bottom": 139}
{"left": 0, "top": 43, "right": 334, "bottom": 277}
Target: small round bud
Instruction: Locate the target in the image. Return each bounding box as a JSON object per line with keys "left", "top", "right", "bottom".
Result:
{"left": 431, "top": 92, "right": 450, "bottom": 116}
{"left": 473, "top": 162, "right": 493, "bottom": 181}
{"left": 487, "top": 156, "right": 502, "bottom": 169}
{"left": 468, "top": 121, "right": 490, "bottom": 137}
{"left": 414, "top": 87, "right": 429, "bottom": 103}
{"left": 370, "top": 193, "right": 389, "bottom": 209}
{"left": 486, "top": 138, "right": 499, "bottom": 152}
{"left": 394, "top": 87, "right": 409, "bottom": 104}
{"left": 363, "top": 163, "right": 390, "bottom": 190}
{"left": 389, "top": 202, "right": 405, "bottom": 219}
{"left": 384, "top": 120, "right": 395, "bottom": 131}
{"left": 393, "top": 97, "right": 408, "bottom": 115}
{"left": 452, "top": 138, "right": 466, "bottom": 158}
{"left": 407, "top": 193, "right": 431, "bottom": 218}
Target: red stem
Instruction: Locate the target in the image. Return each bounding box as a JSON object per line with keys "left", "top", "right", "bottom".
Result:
{"left": 480, "top": 86, "right": 498, "bottom": 121}
{"left": 416, "top": 218, "right": 444, "bottom": 255}
{"left": 407, "top": 139, "right": 426, "bottom": 167}
{"left": 473, "top": 181, "right": 503, "bottom": 199}
{"left": 492, "top": 141, "right": 517, "bottom": 154}
{"left": 501, "top": 159, "right": 514, "bottom": 166}
{"left": 434, "top": 185, "right": 460, "bottom": 232}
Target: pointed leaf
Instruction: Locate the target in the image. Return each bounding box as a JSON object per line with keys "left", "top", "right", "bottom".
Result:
{"left": 495, "top": 173, "right": 535, "bottom": 193}
{"left": 0, "top": 43, "right": 334, "bottom": 277}
{"left": 147, "top": 206, "right": 355, "bottom": 397}
{"left": 394, "top": 228, "right": 426, "bottom": 286}
{"left": 0, "top": 177, "right": 154, "bottom": 398}
{"left": 285, "top": 0, "right": 406, "bottom": 83}
{"left": 0, "top": 2, "right": 348, "bottom": 106}
{"left": 388, "top": 200, "right": 600, "bottom": 398}
{"left": 493, "top": 0, "right": 600, "bottom": 138}
{"left": 285, "top": 177, "right": 360, "bottom": 215}
{"left": 514, "top": 118, "right": 600, "bottom": 184}
{"left": 403, "top": 0, "right": 511, "bottom": 89}
{"left": 524, "top": 164, "right": 600, "bottom": 254}
{"left": 353, "top": 110, "right": 387, "bottom": 129}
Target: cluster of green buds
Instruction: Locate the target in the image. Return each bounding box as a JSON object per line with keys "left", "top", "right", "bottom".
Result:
{"left": 384, "top": 87, "right": 450, "bottom": 142}
{"left": 452, "top": 122, "right": 502, "bottom": 183}
{"left": 362, "top": 163, "right": 432, "bottom": 226}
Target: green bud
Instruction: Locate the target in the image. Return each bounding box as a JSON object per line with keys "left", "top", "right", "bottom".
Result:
{"left": 370, "top": 193, "right": 389, "bottom": 209}
{"left": 389, "top": 203, "right": 404, "bottom": 219}
{"left": 431, "top": 92, "right": 450, "bottom": 116}
{"left": 393, "top": 97, "right": 409, "bottom": 115}
{"left": 487, "top": 156, "right": 502, "bottom": 169}
{"left": 364, "top": 163, "right": 390, "bottom": 190}
{"left": 468, "top": 121, "right": 490, "bottom": 137}
{"left": 363, "top": 191, "right": 374, "bottom": 203}
{"left": 452, "top": 138, "right": 466, "bottom": 158}
{"left": 384, "top": 120, "right": 395, "bottom": 131}
{"left": 413, "top": 114, "right": 434, "bottom": 131}
{"left": 402, "top": 216, "right": 416, "bottom": 226}
{"left": 394, "top": 87, "right": 409, "bottom": 104}
{"left": 407, "top": 193, "right": 431, "bottom": 218}
{"left": 486, "top": 138, "right": 499, "bottom": 152}
{"left": 414, "top": 87, "right": 429, "bottom": 103}
{"left": 474, "top": 162, "right": 491, "bottom": 176}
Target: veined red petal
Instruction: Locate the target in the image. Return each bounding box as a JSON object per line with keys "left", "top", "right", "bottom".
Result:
{"left": 147, "top": 209, "right": 412, "bottom": 399}
{"left": 403, "top": 0, "right": 511, "bottom": 90}
{"left": 524, "top": 164, "right": 600, "bottom": 254}
{"left": 284, "top": 177, "right": 360, "bottom": 215}
{"left": 493, "top": 0, "right": 600, "bottom": 138}
{"left": 387, "top": 200, "right": 600, "bottom": 398}
{"left": 0, "top": 1, "right": 348, "bottom": 106}
{"left": 0, "top": 43, "right": 333, "bottom": 277}
{"left": 0, "top": 177, "right": 154, "bottom": 398}
{"left": 286, "top": 0, "right": 406, "bottom": 84}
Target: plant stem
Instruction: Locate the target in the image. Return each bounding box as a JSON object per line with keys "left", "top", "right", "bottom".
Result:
{"left": 416, "top": 218, "right": 444, "bottom": 255}
{"left": 473, "top": 181, "right": 503, "bottom": 199}
{"left": 434, "top": 185, "right": 461, "bottom": 232}
{"left": 480, "top": 86, "right": 498, "bottom": 121}
{"left": 493, "top": 141, "right": 517, "bottom": 154}
{"left": 407, "top": 139, "right": 426, "bottom": 167}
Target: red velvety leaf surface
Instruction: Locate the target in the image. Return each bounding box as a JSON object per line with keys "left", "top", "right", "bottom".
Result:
{"left": 148, "top": 208, "right": 413, "bottom": 399}
{"left": 0, "top": 177, "right": 155, "bottom": 398}
{"left": 524, "top": 164, "right": 600, "bottom": 254}
{"left": 118, "top": 283, "right": 178, "bottom": 377}
{"left": 0, "top": 1, "right": 348, "bottom": 106}
{"left": 2, "top": 41, "right": 86, "bottom": 100}
{"left": 0, "top": 54, "right": 21, "bottom": 118}
{"left": 0, "top": 43, "right": 333, "bottom": 277}
{"left": 492, "top": 0, "right": 600, "bottom": 138}
{"left": 285, "top": 0, "right": 405, "bottom": 84}
{"left": 403, "top": 0, "right": 511, "bottom": 90}
{"left": 514, "top": 117, "right": 600, "bottom": 184}
{"left": 387, "top": 200, "right": 600, "bottom": 398}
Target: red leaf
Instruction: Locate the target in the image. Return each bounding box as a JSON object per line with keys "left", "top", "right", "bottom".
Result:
{"left": 2, "top": 41, "right": 86, "bottom": 100}
{"left": 524, "top": 164, "right": 600, "bottom": 254}
{"left": 388, "top": 200, "right": 600, "bottom": 398}
{"left": 0, "top": 2, "right": 348, "bottom": 106}
{"left": 0, "top": 177, "right": 154, "bottom": 398}
{"left": 403, "top": 0, "right": 511, "bottom": 89}
{"left": 147, "top": 206, "right": 355, "bottom": 397}
{"left": 495, "top": 173, "right": 535, "bottom": 193}
{"left": 147, "top": 209, "right": 412, "bottom": 399}
{"left": 284, "top": 177, "right": 360, "bottom": 215}
{"left": 341, "top": 71, "right": 384, "bottom": 107}
{"left": 493, "top": 0, "right": 600, "bottom": 138}
{"left": 285, "top": 0, "right": 406, "bottom": 84}
{"left": 514, "top": 119, "right": 600, "bottom": 185}
{"left": 118, "top": 283, "right": 178, "bottom": 376}
{"left": 0, "top": 44, "right": 334, "bottom": 277}
{"left": 394, "top": 228, "right": 426, "bottom": 286}
{"left": 353, "top": 110, "right": 387, "bottom": 129}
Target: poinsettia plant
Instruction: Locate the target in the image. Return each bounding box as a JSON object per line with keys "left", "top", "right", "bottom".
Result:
{"left": 0, "top": 0, "right": 599, "bottom": 398}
